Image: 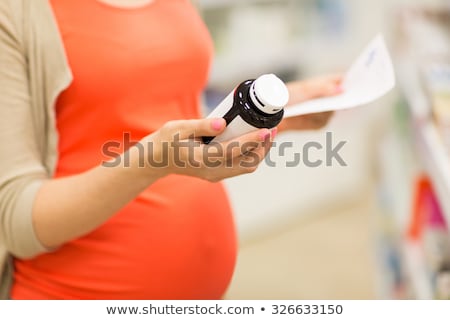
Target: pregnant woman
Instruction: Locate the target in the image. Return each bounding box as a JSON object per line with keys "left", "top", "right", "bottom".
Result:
{"left": 0, "top": 0, "right": 341, "bottom": 299}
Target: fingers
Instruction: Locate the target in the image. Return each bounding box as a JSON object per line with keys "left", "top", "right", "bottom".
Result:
{"left": 216, "top": 142, "right": 273, "bottom": 180}
{"left": 202, "top": 128, "right": 274, "bottom": 175}
{"left": 221, "top": 128, "right": 271, "bottom": 158}
{"left": 161, "top": 118, "right": 226, "bottom": 140}
{"left": 310, "top": 74, "right": 343, "bottom": 88}
{"left": 240, "top": 141, "right": 272, "bottom": 167}
{"left": 303, "top": 75, "right": 343, "bottom": 99}
{"left": 287, "top": 74, "right": 344, "bottom": 104}
{"left": 157, "top": 119, "right": 276, "bottom": 181}
{"left": 318, "top": 73, "right": 343, "bottom": 85}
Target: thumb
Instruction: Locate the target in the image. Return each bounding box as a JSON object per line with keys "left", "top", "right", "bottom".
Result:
{"left": 162, "top": 118, "right": 226, "bottom": 140}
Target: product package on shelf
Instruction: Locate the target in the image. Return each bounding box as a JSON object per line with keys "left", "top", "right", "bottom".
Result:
{"left": 408, "top": 176, "right": 450, "bottom": 299}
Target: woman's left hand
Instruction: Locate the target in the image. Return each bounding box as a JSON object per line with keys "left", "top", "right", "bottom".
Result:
{"left": 278, "top": 74, "right": 343, "bottom": 132}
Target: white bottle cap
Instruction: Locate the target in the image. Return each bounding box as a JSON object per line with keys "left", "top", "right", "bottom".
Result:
{"left": 250, "top": 74, "right": 289, "bottom": 114}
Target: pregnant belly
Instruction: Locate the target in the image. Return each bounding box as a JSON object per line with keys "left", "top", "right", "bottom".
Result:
{"left": 12, "top": 175, "right": 237, "bottom": 300}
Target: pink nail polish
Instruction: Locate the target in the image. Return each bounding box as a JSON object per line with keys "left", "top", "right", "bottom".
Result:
{"left": 259, "top": 130, "right": 270, "bottom": 141}
{"left": 271, "top": 127, "right": 278, "bottom": 138}
{"left": 212, "top": 119, "right": 223, "bottom": 131}
{"left": 336, "top": 84, "right": 344, "bottom": 93}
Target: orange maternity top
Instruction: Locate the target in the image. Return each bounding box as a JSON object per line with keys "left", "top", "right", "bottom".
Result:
{"left": 12, "top": 0, "right": 237, "bottom": 300}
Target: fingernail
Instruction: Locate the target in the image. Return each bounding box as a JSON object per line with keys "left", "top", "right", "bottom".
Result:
{"left": 271, "top": 127, "right": 278, "bottom": 138}
{"left": 336, "top": 84, "right": 344, "bottom": 93}
{"left": 259, "top": 129, "right": 271, "bottom": 141}
{"left": 212, "top": 119, "right": 223, "bottom": 131}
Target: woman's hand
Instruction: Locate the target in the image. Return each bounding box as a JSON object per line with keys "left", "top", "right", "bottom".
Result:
{"left": 278, "top": 74, "right": 343, "bottom": 132}
{"left": 138, "top": 118, "right": 275, "bottom": 182}
{"left": 33, "top": 118, "right": 274, "bottom": 249}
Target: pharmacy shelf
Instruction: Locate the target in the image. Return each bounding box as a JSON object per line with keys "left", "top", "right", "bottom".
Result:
{"left": 398, "top": 59, "right": 450, "bottom": 227}
{"left": 392, "top": 7, "right": 450, "bottom": 300}
{"left": 414, "top": 122, "right": 450, "bottom": 222}
{"left": 396, "top": 55, "right": 450, "bottom": 300}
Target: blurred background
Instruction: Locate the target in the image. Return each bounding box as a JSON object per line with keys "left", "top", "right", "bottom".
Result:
{"left": 196, "top": 0, "right": 450, "bottom": 299}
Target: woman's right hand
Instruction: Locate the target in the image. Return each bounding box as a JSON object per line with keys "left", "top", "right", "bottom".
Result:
{"left": 138, "top": 118, "right": 275, "bottom": 182}
{"left": 31, "top": 118, "right": 274, "bottom": 249}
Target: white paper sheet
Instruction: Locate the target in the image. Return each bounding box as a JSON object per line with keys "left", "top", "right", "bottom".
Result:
{"left": 284, "top": 34, "right": 396, "bottom": 118}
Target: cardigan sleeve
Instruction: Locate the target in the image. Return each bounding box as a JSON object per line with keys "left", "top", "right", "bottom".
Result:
{"left": 0, "top": 0, "right": 51, "bottom": 258}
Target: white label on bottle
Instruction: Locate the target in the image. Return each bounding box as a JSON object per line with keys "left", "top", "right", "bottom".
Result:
{"left": 212, "top": 115, "right": 258, "bottom": 143}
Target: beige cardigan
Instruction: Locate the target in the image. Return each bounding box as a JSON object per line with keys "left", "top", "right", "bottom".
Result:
{"left": 0, "top": 0, "right": 72, "bottom": 298}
